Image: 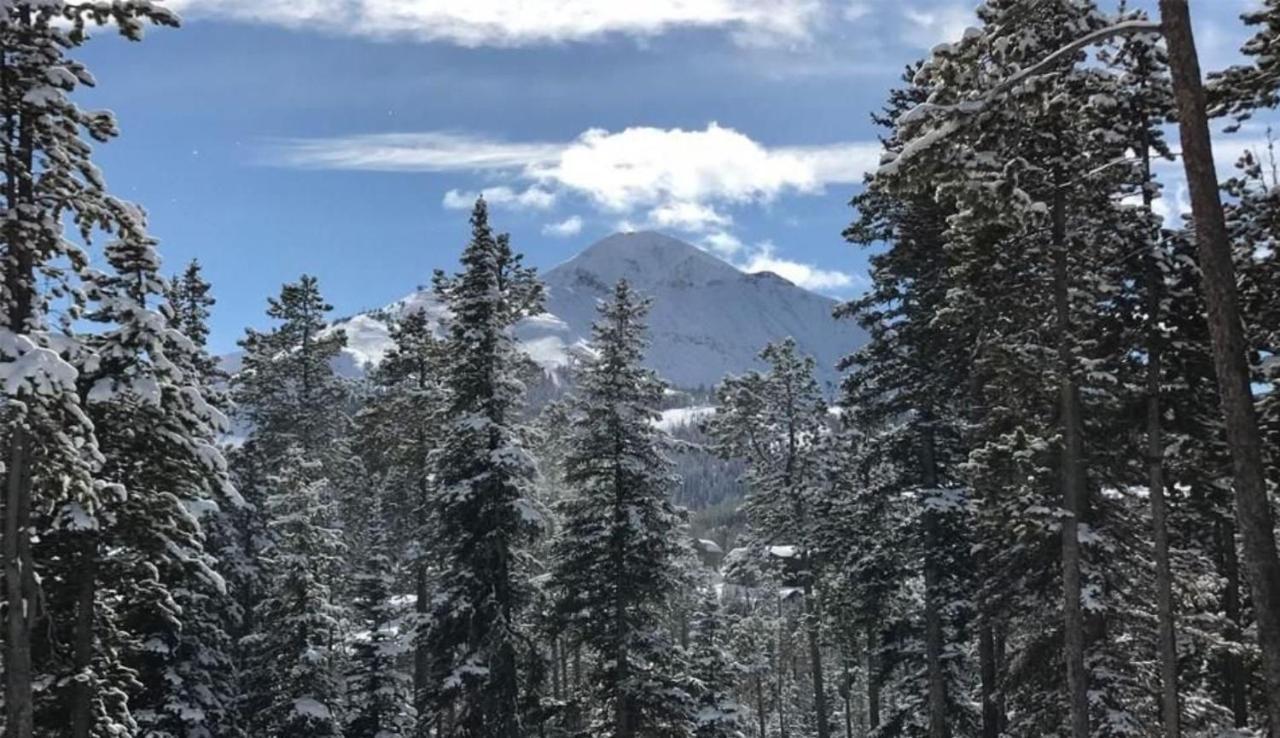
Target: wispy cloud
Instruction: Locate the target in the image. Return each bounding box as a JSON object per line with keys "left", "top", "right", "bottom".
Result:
{"left": 269, "top": 123, "right": 876, "bottom": 296}
{"left": 167, "top": 0, "right": 823, "bottom": 46}
{"left": 542, "top": 215, "right": 584, "bottom": 237}
{"left": 741, "top": 241, "right": 857, "bottom": 291}
{"left": 442, "top": 185, "right": 557, "bottom": 211}
{"left": 268, "top": 123, "right": 879, "bottom": 220}
{"left": 900, "top": 3, "right": 975, "bottom": 50}
{"left": 268, "top": 132, "right": 561, "bottom": 172}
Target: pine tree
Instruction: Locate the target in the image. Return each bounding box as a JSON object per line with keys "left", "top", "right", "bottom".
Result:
{"left": 74, "top": 218, "right": 243, "bottom": 738}
{"left": 421, "top": 198, "right": 546, "bottom": 736}
{"left": 688, "top": 589, "right": 745, "bottom": 738}
{"left": 0, "top": 4, "right": 179, "bottom": 736}
{"left": 232, "top": 276, "right": 352, "bottom": 736}
{"left": 1209, "top": 0, "right": 1280, "bottom": 123}
{"left": 346, "top": 496, "right": 414, "bottom": 738}
{"left": 549, "top": 279, "right": 693, "bottom": 738}
{"left": 242, "top": 454, "right": 346, "bottom": 737}
{"left": 356, "top": 305, "right": 447, "bottom": 731}
{"left": 706, "top": 339, "right": 833, "bottom": 738}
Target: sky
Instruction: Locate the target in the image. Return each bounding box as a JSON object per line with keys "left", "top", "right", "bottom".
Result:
{"left": 72, "top": 0, "right": 1270, "bottom": 353}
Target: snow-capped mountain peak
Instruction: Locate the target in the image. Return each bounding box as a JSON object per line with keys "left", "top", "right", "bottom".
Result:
{"left": 231, "top": 232, "right": 864, "bottom": 391}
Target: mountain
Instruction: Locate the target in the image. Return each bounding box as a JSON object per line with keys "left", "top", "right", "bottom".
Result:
{"left": 532, "top": 231, "right": 863, "bottom": 389}
{"left": 232, "top": 231, "right": 865, "bottom": 391}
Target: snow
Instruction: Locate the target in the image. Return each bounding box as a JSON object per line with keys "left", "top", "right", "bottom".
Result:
{"left": 292, "top": 697, "right": 332, "bottom": 720}
{"left": 222, "top": 231, "right": 866, "bottom": 390}
{"left": 768, "top": 545, "right": 797, "bottom": 559}
{"left": 696, "top": 538, "right": 723, "bottom": 554}
{"left": 654, "top": 405, "right": 715, "bottom": 432}
{"left": 0, "top": 329, "right": 80, "bottom": 397}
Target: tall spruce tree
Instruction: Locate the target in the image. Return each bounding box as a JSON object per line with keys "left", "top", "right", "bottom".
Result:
{"left": 356, "top": 305, "right": 447, "bottom": 732}
{"left": 0, "top": 4, "right": 177, "bottom": 736}
{"left": 549, "top": 279, "right": 693, "bottom": 738}
{"left": 421, "top": 198, "right": 546, "bottom": 736}
{"left": 232, "top": 276, "right": 352, "bottom": 736}
{"left": 345, "top": 496, "right": 414, "bottom": 738}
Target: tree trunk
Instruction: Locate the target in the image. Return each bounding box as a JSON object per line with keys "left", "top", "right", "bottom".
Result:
{"left": 756, "top": 674, "right": 768, "bottom": 738}
{"left": 2, "top": 26, "right": 37, "bottom": 735}
{"left": 865, "top": 625, "right": 880, "bottom": 732}
{"left": 1052, "top": 167, "right": 1090, "bottom": 738}
{"left": 1158, "top": 4, "right": 1280, "bottom": 733}
{"left": 778, "top": 595, "right": 789, "bottom": 738}
{"left": 920, "top": 425, "right": 949, "bottom": 738}
{"left": 3, "top": 429, "right": 34, "bottom": 738}
{"left": 1220, "top": 517, "right": 1250, "bottom": 728}
{"left": 803, "top": 581, "right": 831, "bottom": 738}
{"left": 71, "top": 536, "right": 99, "bottom": 738}
{"left": 414, "top": 559, "right": 430, "bottom": 724}
{"left": 1142, "top": 146, "right": 1182, "bottom": 738}
{"left": 980, "top": 618, "right": 1001, "bottom": 738}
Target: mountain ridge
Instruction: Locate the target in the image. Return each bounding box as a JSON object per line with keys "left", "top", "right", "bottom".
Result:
{"left": 225, "top": 231, "right": 866, "bottom": 391}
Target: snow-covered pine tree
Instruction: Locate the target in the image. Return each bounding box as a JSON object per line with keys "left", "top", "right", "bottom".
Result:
{"left": 0, "top": 4, "right": 176, "bottom": 736}
{"left": 345, "top": 495, "right": 413, "bottom": 738}
{"left": 549, "top": 279, "right": 693, "bottom": 738}
{"left": 876, "top": 4, "right": 1171, "bottom": 733}
{"left": 688, "top": 588, "right": 745, "bottom": 738}
{"left": 1209, "top": 0, "right": 1280, "bottom": 124}
{"left": 234, "top": 274, "right": 350, "bottom": 464}
{"left": 166, "top": 259, "right": 222, "bottom": 386}
{"left": 75, "top": 215, "right": 242, "bottom": 738}
{"left": 242, "top": 452, "right": 347, "bottom": 737}
{"left": 420, "top": 198, "right": 546, "bottom": 736}
{"left": 842, "top": 63, "right": 977, "bottom": 738}
{"left": 356, "top": 305, "right": 446, "bottom": 731}
{"left": 232, "top": 276, "right": 352, "bottom": 736}
{"left": 706, "top": 339, "right": 834, "bottom": 738}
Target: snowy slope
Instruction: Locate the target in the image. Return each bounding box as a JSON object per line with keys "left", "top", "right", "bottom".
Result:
{"left": 224, "top": 231, "right": 865, "bottom": 391}
{"left": 536, "top": 231, "right": 863, "bottom": 389}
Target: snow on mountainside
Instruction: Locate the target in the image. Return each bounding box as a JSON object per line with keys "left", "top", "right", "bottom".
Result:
{"left": 536, "top": 232, "right": 863, "bottom": 389}
{"left": 227, "top": 232, "right": 865, "bottom": 391}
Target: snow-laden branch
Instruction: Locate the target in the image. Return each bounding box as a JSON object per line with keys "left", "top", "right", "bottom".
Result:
{"left": 878, "top": 19, "right": 1164, "bottom": 177}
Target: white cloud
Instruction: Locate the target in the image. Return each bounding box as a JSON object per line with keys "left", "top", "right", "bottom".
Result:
{"left": 542, "top": 215, "right": 584, "bottom": 237}
{"left": 648, "top": 202, "right": 732, "bottom": 232}
{"left": 442, "top": 185, "right": 557, "bottom": 210}
{"left": 272, "top": 124, "right": 879, "bottom": 219}
{"left": 900, "top": 4, "right": 975, "bottom": 50}
{"left": 741, "top": 242, "right": 856, "bottom": 291}
{"left": 271, "top": 132, "right": 562, "bottom": 172}
{"left": 702, "top": 231, "right": 745, "bottom": 256}
{"left": 272, "top": 124, "right": 879, "bottom": 290}
{"left": 167, "top": 0, "right": 822, "bottom": 46}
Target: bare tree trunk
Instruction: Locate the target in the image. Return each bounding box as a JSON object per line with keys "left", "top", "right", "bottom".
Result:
{"left": 1158, "top": 4, "right": 1280, "bottom": 733}
{"left": 865, "top": 625, "right": 880, "bottom": 732}
{"left": 920, "top": 425, "right": 949, "bottom": 738}
{"left": 803, "top": 581, "right": 831, "bottom": 738}
{"left": 414, "top": 558, "right": 430, "bottom": 727}
{"left": 1221, "top": 518, "right": 1250, "bottom": 728}
{"left": 756, "top": 674, "right": 768, "bottom": 738}
{"left": 1052, "top": 167, "right": 1090, "bottom": 738}
{"left": 980, "top": 617, "right": 1001, "bottom": 738}
{"left": 2, "top": 23, "right": 37, "bottom": 735}
{"left": 3, "top": 430, "right": 34, "bottom": 738}
{"left": 71, "top": 537, "right": 99, "bottom": 738}
{"left": 1141, "top": 137, "right": 1182, "bottom": 738}
{"left": 778, "top": 595, "right": 789, "bottom": 738}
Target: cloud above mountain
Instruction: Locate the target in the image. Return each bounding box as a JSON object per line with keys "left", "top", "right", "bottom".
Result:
{"left": 166, "top": 0, "right": 823, "bottom": 46}
{"left": 268, "top": 123, "right": 876, "bottom": 294}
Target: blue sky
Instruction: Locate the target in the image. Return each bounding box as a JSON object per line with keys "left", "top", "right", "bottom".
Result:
{"left": 75, "top": 0, "right": 1267, "bottom": 353}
